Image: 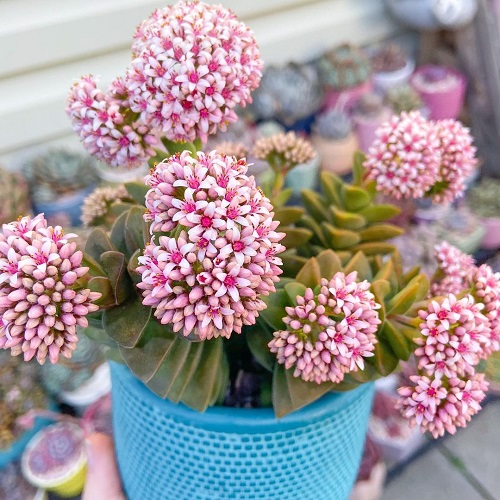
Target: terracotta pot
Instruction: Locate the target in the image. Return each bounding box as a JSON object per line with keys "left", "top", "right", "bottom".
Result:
{"left": 311, "top": 133, "right": 359, "bottom": 175}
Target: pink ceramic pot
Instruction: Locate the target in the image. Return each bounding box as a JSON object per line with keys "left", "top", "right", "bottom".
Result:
{"left": 353, "top": 108, "right": 392, "bottom": 153}
{"left": 410, "top": 65, "right": 466, "bottom": 120}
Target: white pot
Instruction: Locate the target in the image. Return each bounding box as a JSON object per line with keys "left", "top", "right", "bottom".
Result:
{"left": 372, "top": 58, "right": 415, "bottom": 94}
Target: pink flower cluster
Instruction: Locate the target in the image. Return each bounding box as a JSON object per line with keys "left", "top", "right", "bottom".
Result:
{"left": 0, "top": 215, "right": 100, "bottom": 365}
{"left": 364, "top": 111, "right": 477, "bottom": 204}
{"left": 126, "top": 1, "right": 262, "bottom": 143}
{"left": 137, "top": 150, "right": 284, "bottom": 340}
{"left": 66, "top": 75, "right": 158, "bottom": 168}
{"left": 268, "top": 272, "right": 381, "bottom": 384}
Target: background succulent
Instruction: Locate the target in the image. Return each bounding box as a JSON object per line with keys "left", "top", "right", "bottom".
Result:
{"left": 22, "top": 149, "right": 100, "bottom": 204}
{"left": 0, "top": 166, "right": 31, "bottom": 224}
{"left": 317, "top": 44, "right": 371, "bottom": 90}
{"left": 354, "top": 92, "right": 386, "bottom": 117}
{"left": 468, "top": 178, "right": 500, "bottom": 218}
{"left": 386, "top": 85, "right": 424, "bottom": 114}
{"left": 313, "top": 110, "right": 353, "bottom": 140}
{"left": 370, "top": 43, "right": 408, "bottom": 73}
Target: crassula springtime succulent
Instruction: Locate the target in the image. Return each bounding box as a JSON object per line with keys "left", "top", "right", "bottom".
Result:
{"left": 2, "top": 0, "right": 495, "bottom": 442}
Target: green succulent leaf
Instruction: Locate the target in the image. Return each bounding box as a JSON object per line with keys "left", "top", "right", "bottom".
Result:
{"left": 373, "top": 260, "right": 398, "bottom": 292}
{"left": 82, "top": 254, "right": 105, "bottom": 277}
{"left": 274, "top": 207, "right": 304, "bottom": 226}
{"left": 342, "top": 185, "right": 371, "bottom": 211}
{"left": 272, "top": 363, "right": 334, "bottom": 418}
{"left": 381, "top": 320, "right": 412, "bottom": 360}
{"left": 359, "top": 204, "right": 401, "bottom": 223}
{"left": 320, "top": 171, "right": 343, "bottom": 207}
{"left": 127, "top": 249, "right": 142, "bottom": 285}
{"left": 281, "top": 253, "right": 309, "bottom": 277}
{"left": 284, "top": 282, "right": 308, "bottom": 304}
{"left": 296, "top": 215, "right": 328, "bottom": 247}
{"left": 281, "top": 227, "right": 312, "bottom": 248}
{"left": 369, "top": 341, "right": 399, "bottom": 376}
{"left": 246, "top": 323, "right": 275, "bottom": 372}
{"left": 100, "top": 251, "right": 132, "bottom": 305}
{"left": 125, "top": 206, "right": 147, "bottom": 256}
{"left": 295, "top": 258, "right": 321, "bottom": 288}
{"left": 124, "top": 182, "right": 149, "bottom": 206}
{"left": 85, "top": 228, "right": 115, "bottom": 263}
{"left": 330, "top": 206, "right": 367, "bottom": 230}
{"left": 260, "top": 289, "right": 291, "bottom": 331}
{"left": 103, "top": 296, "right": 152, "bottom": 348}
{"left": 88, "top": 277, "right": 115, "bottom": 307}
{"left": 272, "top": 187, "right": 294, "bottom": 208}
{"left": 352, "top": 151, "right": 366, "bottom": 186}
{"left": 344, "top": 251, "right": 373, "bottom": 281}
{"left": 301, "top": 190, "right": 330, "bottom": 223}
{"left": 401, "top": 266, "right": 421, "bottom": 287}
{"left": 109, "top": 211, "right": 128, "bottom": 256}
{"left": 321, "top": 222, "right": 361, "bottom": 249}
{"left": 316, "top": 249, "right": 343, "bottom": 280}
{"left": 351, "top": 242, "right": 396, "bottom": 256}
{"left": 387, "top": 280, "right": 421, "bottom": 316}
{"left": 110, "top": 202, "right": 138, "bottom": 219}
{"left": 359, "top": 224, "right": 404, "bottom": 242}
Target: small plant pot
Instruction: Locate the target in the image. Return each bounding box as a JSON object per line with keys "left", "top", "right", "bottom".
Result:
{"left": 322, "top": 80, "right": 373, "bottom": 113}
{"left": 284, "top": 154, "right": 321, "bottom": 194}
{"left": 111, "top": 362, "right": 375, "bottom": 500}
{"left": 311, "top": 132, "right": 359, "bottom": 175}
{"left": 372, "top": 58, "right": 415, "bottom": 94}
{"left": 480, "top": 217, "right": 500, "bottom": 250}
{"left": 410, "top": 65, "right": 466, "bottom": 120}
{"left": 353, "top": 108, "right": 392, "bottom": 153}
{"left": 32, "top": 185, "right": 97, "bottom": 227}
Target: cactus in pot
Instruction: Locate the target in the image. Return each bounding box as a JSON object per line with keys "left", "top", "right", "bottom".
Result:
{"left": 0, "top": 166, "right": 31, "bottom": 225}
{"left": 386, "top": 84, "right": 424, "bottom": 114}
{"left": 370, "top": 43, "right": 414, "bottom": 93}
{"left": 352, "top": 93, "right": 392, "bottom": 152}
{"left": 317, "top": 44, "right": 372, "bottom": 111}
{"left": 311, "top": 109, "right": 359, "bottom": 175}
{"left": 22, "top": 149, "right": 100, "bottom": 226}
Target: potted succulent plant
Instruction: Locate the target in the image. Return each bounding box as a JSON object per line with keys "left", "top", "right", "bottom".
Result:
{"left": 369, "top": 43, "right": 415, "bottom": 94}
{"left": 386, "top": 84, "right": 426, "bottom": 115}
{"left": 410, "top": 65, "right": 466, "bottom": 120}
{"left": 352, "top": 93, "right": 393, "bottom": 153}
{"left": 0, "top": 354, "right": 52, "bottom": 468}
{"left": 310, "top": 109, "right": 359, "bottom": 175}
{"left": 0, "top": 166, "right": 31, "bottom": 225}
{"left": 22, "top": 149, "right": 100, "bottom": 227}
{"left": 2, "top": 3, "right": 499, "bottom": 499}
{"left": 468, "top": 178, "right": 500, "bottom": 250}
{"left": 317, "top": 43, "right": 373, "bottom": 112}
{"left": 250, "top": 63, "right": 323, "bottom": 134}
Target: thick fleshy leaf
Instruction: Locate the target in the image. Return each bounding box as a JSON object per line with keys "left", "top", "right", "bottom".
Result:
{"left": 316, "top": 249, "right": 343, "bottom": 281}
{"left": 296, "top": 215, "right": 328, "bottom": 247}
{"left": 260, "top": 289, "right": 291, "bottom": 331}
{"left": 342, "top": 185, "right": 371, "bottom": 211}
{"left": 368, "top": 341, "right": 399, "bottom": 376}
{"left": 85, "top": 228, "right": 115, "bottom": 263}
{"left": 359, "top": 224, "right": 404, "bottom": 242}
{"left": 103, "top": 296, "right": 151, "bottom": 347}
{"left": 284, "top": 282, "right": 308, "bottom": 304}
{"left": 321, "top": 222, "right": 361, "bottom": 249}
{"left": 81, "top": 254, "right": 105, "bottom": 277}
{"left": 246, "top": 323, "right": 275, "bottom": 372}
{"left": 83, "top": 324, "right": 118, "bottom": 349}
{"left": 352, "top": 151, "right": 366, "bottom": 186}
{"left": 295, "top": 258, "right": 321, "bottom": 288}
{"left": 330, "top": 206, "right": 366, "bottom": 230}
{"left": 281, "top": 253, "right": 309, "bottom": 277}
{"left": 402, "top": 266, "right": 421, "bottom": 287}
{"left": 351, "top": 242, "right": 396, "bottom": 256}
{"left": 109, "top": 211, "right": 129, "bottom": 256}
{"left": 125, "top": 206, "right": 147, "bottom": 256}
{"left": 100, "top": 251, "right": 132, "bottom": 305}
{"left": 382, "top": 320, "right": 412, "bottom": 360}
{"left": 359, "top": 204, "right": 400, "bottom": 223}
{"left": 110, "top": 202, "right": 138, "bottom": 219}
{"left": 301, "top": 190, "right": 330, "bottom": 223}
{"left": 127, "top": 249, "right": 142, "bottom": 285}
{"left": 124, "top": 182, "right": 149, "bottom": 206}
{"left": 320, "top": 171, "right": 343, "bottom": 207}
{"left": 272, "top": 187, "right": 294, "bottom": 209}
{"left": 373, "top": 259, "right": 398, "bottom": 292}
{"left": 344, "top": 251, "right": 373, "bottom": 281}
{"left": 371, "top": 279, "right": 391, "bottom": 322}
{"left": 281, "top": 227, "right": 312, "bottom": 249}
{"left": 88, "top": 277, "right": 115, "bottom": 307}
{"left": 387, "top": 281, "right": 421, "bottom": 316}
{"left": 274, "top": 207, "right": 304, "bottom": 226}
{"left": 273, "top": 363, "right": 334, "bottom": 418}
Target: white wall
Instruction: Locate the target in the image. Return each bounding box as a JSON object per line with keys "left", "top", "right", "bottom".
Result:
{"left": 0, "top": 0, "right": 399, "bottom": 164}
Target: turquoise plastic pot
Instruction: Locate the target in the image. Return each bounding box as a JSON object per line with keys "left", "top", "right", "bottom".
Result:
{"left": 111, "top": 362, "right": 374, "bottom": 500}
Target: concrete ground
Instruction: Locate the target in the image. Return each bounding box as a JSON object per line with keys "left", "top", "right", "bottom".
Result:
{"left": 382, "top": 398, "right": 500, "bottom": 500}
